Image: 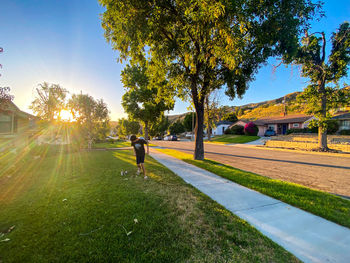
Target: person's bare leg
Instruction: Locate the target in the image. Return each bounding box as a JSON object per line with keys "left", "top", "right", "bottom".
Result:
{"left": 136, "top": 163, "right": 142, "bottom": 175}
{"left": 140, "top": 163, "right": 147, "bottom": 178}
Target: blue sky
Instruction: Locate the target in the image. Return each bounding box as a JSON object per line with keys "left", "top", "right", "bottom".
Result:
{"left": 0, "top": 0, "right": 349, "bottom": 120}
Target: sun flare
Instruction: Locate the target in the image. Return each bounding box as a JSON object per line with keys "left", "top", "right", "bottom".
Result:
{"left": 59, "top": 109, "right": 74, "bottom": 121}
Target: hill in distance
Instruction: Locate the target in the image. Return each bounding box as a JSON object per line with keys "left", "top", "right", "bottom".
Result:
{"left": 166, "top": 91, "right": 303, "bottom": 123}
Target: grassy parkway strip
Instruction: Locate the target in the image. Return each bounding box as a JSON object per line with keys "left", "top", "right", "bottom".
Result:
{"left": 150, "top": 149, "right": 350, "bottom": 263}
{"left": 155, "top": 148, "right": 350, "bottom": 229}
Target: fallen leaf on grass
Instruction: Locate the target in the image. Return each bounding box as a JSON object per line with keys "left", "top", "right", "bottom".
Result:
{"left": 120, "top": 225, "right": 133, "bottom": 236}
{"left": 134, "top": 219, "right": 138, "bottom": 224}
{"left": 79, "top": 225, "right": 104, "bottom": 236}
{"left": 0, "top": 238, "right": 10, "bottom": 242}
{"left": 6, "top": 226, "right": 15, "bottom": 233}
{"left": 62, "top": 199, "right": 67, "bottom": 202}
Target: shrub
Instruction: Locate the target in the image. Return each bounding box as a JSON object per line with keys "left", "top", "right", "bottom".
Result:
{"left": 286, "top": 128, "right": 312, "bottom": 135}
{"left": 230, "top": 125, "right": 245, "bottom": 135}
{"left": 244, "top": 122, "right": 259, "bottom": 136}
{"left": 326, "top": 120, "right": 339, "bottom": 135}
{"left": 340, "top": 129, "right": 350, "bottom": 135}
{"left": 286, "top": 121, "right": 339, "bottom": 135}
{"left": 224, "top": 127, "right": 232, "bottom": 134}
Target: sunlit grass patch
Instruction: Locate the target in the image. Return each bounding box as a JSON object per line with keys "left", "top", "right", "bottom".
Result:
{"left": 92, "top": 140, "right": 130, "bottom": 149}
{"left": 0, "top": 146, "right": 299, "bottom": 262}
{"left": 206, "top": 135, "right": 260, "bottom": 144}
{"left": 157, "top": 149, "right": 350, "bottom": 229}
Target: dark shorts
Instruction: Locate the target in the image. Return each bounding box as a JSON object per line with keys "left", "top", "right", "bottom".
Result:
{"left": 136, "top": 155, "right": 145, "bottom": 164}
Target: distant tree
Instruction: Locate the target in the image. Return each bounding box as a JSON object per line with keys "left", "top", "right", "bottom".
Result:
{"left": 121, "top": 63, "right": 174, "bottom": 141}
{"left": 293, "top": 22, "right": 350, "bottom": 150}
{"left": 100, "top": 0, "right": 321, "bottom": 160}
{"left": 30, "top": 82, "right": 68, "bottom": 122}
{"left": 183, "top": 113, "right": 196, "bottom": 132}
{"left": 205, "top": 93, "right": 220, "bottom": 141}
{"left": 116, "top": 118, "right": 140, "bottom": 137}
{"left": 0, "top": 87, "right": 14, "bottom": 110}
{"left": 222, "top": 112, "right": 238, "bottom": 123}
{"left": 149, "top": 115, "right": 170, "bottom": 137}
{"left": 237, "top": 108, "right": 245, "bottom": 117}
{"left": 69, "top": 93, "right": 110, "bottom": 148}
{"left": 169, "top": 120, "right": 185, "bottom": 135}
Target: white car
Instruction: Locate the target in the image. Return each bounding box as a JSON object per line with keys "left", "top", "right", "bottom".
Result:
{"left": 164, "top": 135, "right": 171, "bottom": 141}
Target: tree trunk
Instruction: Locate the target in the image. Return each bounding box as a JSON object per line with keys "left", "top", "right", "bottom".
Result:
{"left": 144, "top": 121, "right": 149, "bottom": 142}
{"left": 194, "top": 102, "right": 205, "bottom": 160}
{"left": 318, "top": 80, "right": 328, "bottom": 151}
{"left": 318, "top": 126, "right": 327, "bottom": 150}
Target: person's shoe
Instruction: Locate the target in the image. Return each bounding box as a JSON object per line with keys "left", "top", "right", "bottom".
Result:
{"left": 136, "top": 170, "right": 140, "bottom": 175}
{"left": 144, "top": 176, "right": 148, "bottom": 180}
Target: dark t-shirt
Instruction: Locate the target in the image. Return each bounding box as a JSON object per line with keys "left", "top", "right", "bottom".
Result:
{"left": 131, "top": 139, "right": 147, "bottom": 156}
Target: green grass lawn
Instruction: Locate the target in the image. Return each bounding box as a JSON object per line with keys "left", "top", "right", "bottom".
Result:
{"left": 157, "top": 149, "right": 350, "bottom": 229}
{"left": 207, "top": 135, "right": 260, "bottom": 144}
{"left": 0, "top": 145, "right": 299, "bottom": 262}
{"left": 92, "top": 140, "right": 130, "bottom": 149}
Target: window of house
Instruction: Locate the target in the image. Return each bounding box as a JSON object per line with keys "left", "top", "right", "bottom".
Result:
{"left": 268, "top": 125, "right": 275, "bottom": 130}
{"left": 0, "top": 113, "right": 12, "bottom": 133}
{"left": 293, "top": 123, "right": 299, "bottom": 128}
{"left": 342, "top": 120, "right": 350, "bottom": 128}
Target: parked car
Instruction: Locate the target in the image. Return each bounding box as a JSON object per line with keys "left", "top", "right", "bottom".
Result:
{"left": 264, "top": 128, "right": 276, "bottom": 137}
{"left": 164, "top": 135, "right": 171, "bottom": 141}
{"left": 171, "top": 135, "right": 178, "bottom": 141}
{"left": 154, "top": 135, "right": 163, "bottom": 140}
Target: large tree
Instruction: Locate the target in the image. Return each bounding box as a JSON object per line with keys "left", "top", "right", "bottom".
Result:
{"left": 30, "top": 82, "right": 67, "bottom": 122}
{"left": 69, "top": 93, "right": 110, "bottom": 148}
{"left": 100, "top": 0, "right": 322, "bottom": 159}
{"left": 121, "top": 63, "right": 174, "bottom": 140}
{"left": 294, "top": 22, "right": 350, "bottom": 150}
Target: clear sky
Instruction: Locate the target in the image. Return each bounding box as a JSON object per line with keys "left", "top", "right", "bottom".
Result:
{"left": 0, "top": 0, "right": 349, "bottom": 120}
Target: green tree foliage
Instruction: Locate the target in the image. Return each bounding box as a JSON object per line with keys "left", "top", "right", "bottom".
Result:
{"left": 0, "top": 87, "right": 14, "bottom": 110}
{"left": 100, "top": 0, "right": 321, "bottom": 159}
{"left": 116, "top": 118, "right": 140, "bottom": 137}
{"left": 69, "top": 93, "right": 110, "bottom": 148}
{"left": 222, "top": 112, "right": 238, "bottom": 123}
{"left": 183, "top": 113, "right": 196, "bottom": 132}
{"left": 294, "top": 22, "right": 350, "bottom": 150}
{"left": 149, "top": 115, "right": 170, "bottom": 137}
{"left": 169, "top": 120, "right": 185, "bottom": 135}
{"left": 30, "top": 82, "right": 68, "bottom": 121}
{"left": 121, "top": 63, "right": 174, "bottom": 141}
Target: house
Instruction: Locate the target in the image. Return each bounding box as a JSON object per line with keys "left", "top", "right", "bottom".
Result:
{"left": 0, "top": 101, "right": 38, "bottom": 150}
{"left": 230, "top": 114, "right": 314, "bottom": 136}
{"left": 212, "top": 121, "right": 233, "bottom": 136}
{"left": 332, "top": 112, "right": 350, "bottom": 132}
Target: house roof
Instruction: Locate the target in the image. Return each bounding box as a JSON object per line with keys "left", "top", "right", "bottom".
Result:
{"left": 216, "top": 121, "right": 234, "bottom": 126}
{"left": 232, "top": 114, "right": 313, "bottom": 127}
{"left": 256, "top": 114, "right": 313, "bottom": 124}
{"left": 0, "top": 101, "right": 36, "bottom": 119}
{"left": 332, "top": 112, "right": 350, "bottom": 120}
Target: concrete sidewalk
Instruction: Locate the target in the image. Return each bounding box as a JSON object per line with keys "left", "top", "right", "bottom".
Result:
{"left": 150, "top": 150, "right": 350, "bottom": 263}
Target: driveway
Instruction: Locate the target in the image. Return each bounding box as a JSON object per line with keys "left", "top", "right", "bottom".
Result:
{"left": 152, "top": 141, "right": 350, "bottom": 197}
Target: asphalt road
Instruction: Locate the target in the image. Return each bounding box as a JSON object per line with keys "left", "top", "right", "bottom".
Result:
{"left": 152, "top": 140, "right": 350, "bottom": 197}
